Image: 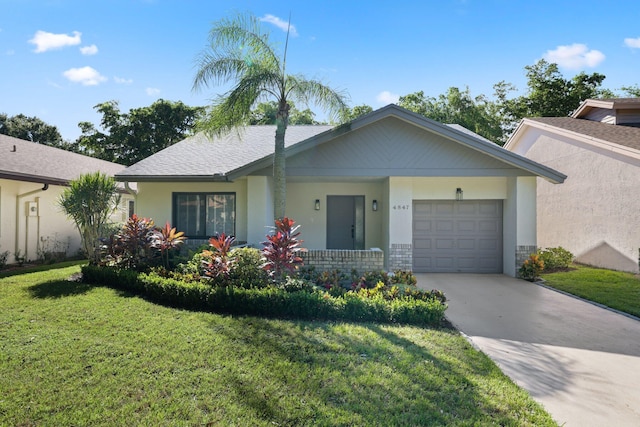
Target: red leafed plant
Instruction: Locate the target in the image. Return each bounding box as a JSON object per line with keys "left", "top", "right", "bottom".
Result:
{"left": 201, "top": 233, "right": 236, "bottom": 279}
{"left": 262, "top": 217, "right": 304, "bottom": 281}
{"left": 154, "top": 222, "right": 186, "bottom": 269}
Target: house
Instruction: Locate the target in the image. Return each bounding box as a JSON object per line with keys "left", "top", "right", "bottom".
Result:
{"left": 505, "top": 98, "right": 640, "bottom": 273}
{"left": 116, "top": 104, "right": 565, "bottom": 277}
{"left": 0, "top": 134, "right": 134, "bottom": 263}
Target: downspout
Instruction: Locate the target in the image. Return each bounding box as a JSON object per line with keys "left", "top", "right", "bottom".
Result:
{"left": 15, "top": 184, "right": 48, "bottom": 262}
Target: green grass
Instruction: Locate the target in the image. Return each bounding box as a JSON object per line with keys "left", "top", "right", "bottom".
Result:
{"left": 542, "top": 264, "right": 640, "bottom": 317}
{"left": 1, "top": 264, "right": 556, "bottom": 426}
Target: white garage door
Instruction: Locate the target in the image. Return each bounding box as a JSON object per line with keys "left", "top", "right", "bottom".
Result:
{"left": 413, "top": 200, "right": 503, "bottom": 273}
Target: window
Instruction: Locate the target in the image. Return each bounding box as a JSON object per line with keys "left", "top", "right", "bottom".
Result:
{"left": 173, "top": 193, "right": 236, "bottom": 238}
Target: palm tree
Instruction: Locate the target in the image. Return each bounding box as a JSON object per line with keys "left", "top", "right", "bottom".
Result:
{"left": 193, "top": 13, "right": 349, "bottom": 220}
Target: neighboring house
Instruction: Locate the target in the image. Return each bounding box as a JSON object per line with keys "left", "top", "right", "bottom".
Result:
{"left": 505, "top": 98, "right": 640, "bottom": 273}
{"left": 0, "top": 134, "right": 134, "bottom": 262}
{"left": 116, "top": 105, "right": 565, "bottom": 277}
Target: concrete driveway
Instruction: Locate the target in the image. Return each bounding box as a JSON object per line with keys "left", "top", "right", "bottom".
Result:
{"left": 416, "top": 273, "right": 640, "bottom": 427}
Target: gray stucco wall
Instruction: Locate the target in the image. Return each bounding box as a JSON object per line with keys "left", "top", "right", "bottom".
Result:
{"left": 517, "top": 131, "right": 640, "bottom": 273}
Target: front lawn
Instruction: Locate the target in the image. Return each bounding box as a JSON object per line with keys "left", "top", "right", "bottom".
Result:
{"left": 541, "top": 264, "right": 640, "bottom": 317}
{"left": 1, "top": 264, "right": 556, "bottom": 426}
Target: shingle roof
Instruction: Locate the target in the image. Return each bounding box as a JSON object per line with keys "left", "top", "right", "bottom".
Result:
{"left": 526, "top": 117, "right": 640, "bottom": 151}
{"left": 116, "top": 125, "right": 332, "bottom": 181}
{"left": 0, "top": 133, "right": 127, "bottom": 185}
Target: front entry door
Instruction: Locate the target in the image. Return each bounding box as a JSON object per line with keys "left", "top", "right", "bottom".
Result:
{"left": 326, "top": 196, "right": 365, "bottom": 249}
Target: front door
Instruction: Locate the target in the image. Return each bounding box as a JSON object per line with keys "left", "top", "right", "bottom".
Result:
{"left": 326, "top": 195, "right": 365, "bottom": 249}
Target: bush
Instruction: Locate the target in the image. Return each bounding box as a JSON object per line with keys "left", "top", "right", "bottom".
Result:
{"left": 519, "top": 254, "right": 544, "bottom": 281}
{"left": 391, "top": 270, "right": 417, "bottom": 286}
{"left": 538, "top": 247, "right": 574, "bottom": 271}
{"left": 81, "top": 265, "right": 447, "bottom": 326}
{"left": 0, "top": 250, "right": 9, "bottom": 269}
{"left": 228, "top": 247, "right": 269, "bottom": 288}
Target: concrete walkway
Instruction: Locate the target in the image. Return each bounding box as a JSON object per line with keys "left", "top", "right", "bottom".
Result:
{"left": 416, "top": 273, "right": 640, "bottom": 427}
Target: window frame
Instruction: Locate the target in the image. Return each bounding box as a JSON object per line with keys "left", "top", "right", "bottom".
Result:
{"left": 172, "top": 192, "right": 236, "bottom": 239}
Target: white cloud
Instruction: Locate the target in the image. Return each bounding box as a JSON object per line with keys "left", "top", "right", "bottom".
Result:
{"left": 63, "top": 66, "right": 107, "bottom": 86}
{"left": 624, "top": 37, "right": 640, "bottom": 49}
{"left": 29, "top": 30, "right": 81, "bottom": 53}
{"left": 80, "top": 44, "right": 98, "bottom": 55}
{"left": 260, "top": 14, "right": 298, "bottom": 37}
{"left": 114, "top": 76, "right": 133, "bottom": 84}
{"left": 376, "top": 91, "right": 399, "bottom": 105}
{"left": 146, "top": 87, "right": 161, "bottom": 96}
{"left": 543, "top": 43, "right": 605, "bottom": 69}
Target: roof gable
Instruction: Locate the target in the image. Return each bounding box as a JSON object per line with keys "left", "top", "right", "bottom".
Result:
{"left": 117, "top": 104, "right": 565, "bottom": 184}
{"left": 508, "top": 117, "right": 640, "bottom": 155}
{"left": 0, "top": 134, "right": 127, "bottom": 185}
{"left": 281, "top": 116, "right": 539, "bottom": 178}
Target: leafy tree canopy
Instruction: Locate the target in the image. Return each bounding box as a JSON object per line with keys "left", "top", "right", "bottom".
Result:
{"left": 398, "top": 87, "right": 505, "bottom": 144}
{"left": 0, "top": 113, "right": 65, "bottom": 148}
{"left": 75, "top": 99, "right": 204, "bottom": 166}
{"left": 344, "top": 104, "right": 374, "bottom": 122}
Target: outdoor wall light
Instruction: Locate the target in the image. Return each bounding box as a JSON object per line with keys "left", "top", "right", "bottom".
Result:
{"left": 372, "top": 200, "right": 378, "bottom": 211}
{"left": 456, "top": 188, "right": 463, "bottom": 201}
{"left": 315, "top": 199, "right": 320, "bottom": 210}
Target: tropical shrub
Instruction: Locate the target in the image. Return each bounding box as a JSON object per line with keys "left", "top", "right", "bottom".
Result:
{"left": 391, "top": 270, "right": 418, "bottom": 286}
{"left": 201, "top": 233, "right": 236, "bottom": 280}
{"left": 262, "top": 217, "right": 304, "bottom": 280}
{"left": 228, "top": 247, "right": 269, "bottom": 288}
{"left": 101, "top": 215, "right": 185, "bottom": 271}
{"left": 58, "top": 172, "right": 120, "bottom": 264}
{"left": 81, "top": 265, "right": 447, "bottom": 326}
{"left": 538, "top": 246, "right": 574, "bottom": 271}
{"left": 0, "top": 249, "right": 9, "bottom": 269}
{"left": 519, "top": 254, "right": 544, "bottom": 281}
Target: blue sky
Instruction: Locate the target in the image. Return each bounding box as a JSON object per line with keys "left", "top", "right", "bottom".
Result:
{"left": 1, "top": 0, "right": 639, "bottom": 141}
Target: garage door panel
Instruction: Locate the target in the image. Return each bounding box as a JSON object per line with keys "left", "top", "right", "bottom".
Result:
{"left": 457, "top": 204, "right": 476, "bottom": 215}
{"left": 458, "top": 239, "right": 476, "bottom": 250}
{"left": 413, "top": 200, "right": 503, "bottom": 273}
{"left": 478, "top": 220, "right": 499, "bottom": 232}
{"left": 457, "top": 220, "right": 476, "bottom": 232}
{"left": 414, "top": 219, "right": 432, "bottom": 234}
{"left": 434, "top": 257, "right": 454, "bottom": 269}
{"left": 414, "top": 239, "right": 432, "bottom": 250}
{"left": 435, "top": 239, "right": 455, "bottom": 249}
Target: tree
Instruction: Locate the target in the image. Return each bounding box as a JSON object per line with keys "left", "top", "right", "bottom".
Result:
{"left": 75, "top": 99, "right": 203, "bottom": 165}
{"left": 399, "top": 87, "right": 505, "bottom": 144}
{"left": 344, "top": 104, "right": 373, "bottom": 121}
{"left": 497, "top": 59, "right": 608, "bottom": 123}
{"left": 58, "top": 172, "right": 120, "bottom": 265}
{"left": 621, "top": 85, "right": 640, "bottom": 97}
{"left": 0, "top": 113, "right": 65, "bottom": 148}
{"left": 250, "top": 101, "right": 319, "bottom": 125}
{"left": 193, "top": 13, "right": 349, "bottom": 220}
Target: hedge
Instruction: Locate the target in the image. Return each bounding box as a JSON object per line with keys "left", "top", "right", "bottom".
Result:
{"left": 82, "top": 265, "right": 446, "bottom": 326}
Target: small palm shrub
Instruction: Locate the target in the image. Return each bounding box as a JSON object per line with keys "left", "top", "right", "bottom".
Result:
{"left": 538, "top": 247, "right": 574, "bottom": 271}
{"left": 519, "top": 254, "right": 544, "bottom": 281}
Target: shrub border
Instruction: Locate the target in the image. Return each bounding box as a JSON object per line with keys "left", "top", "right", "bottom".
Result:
{"left": 82, "top": 265, "right": 446, "bottom": 326}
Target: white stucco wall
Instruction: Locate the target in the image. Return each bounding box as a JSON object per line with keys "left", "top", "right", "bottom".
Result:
{"left": 516, "top": 131, "right": 640, "bottom": 272}
{"left": 1, "top": 179, "right": 132, "bottom": 262}
{"left": 135, "top": 180, "right": 249, "bottom": 243}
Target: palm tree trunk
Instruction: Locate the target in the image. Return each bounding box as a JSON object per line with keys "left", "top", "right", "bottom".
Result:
{"left": 273, "top": 112, "right": 288, "bottom": 220}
